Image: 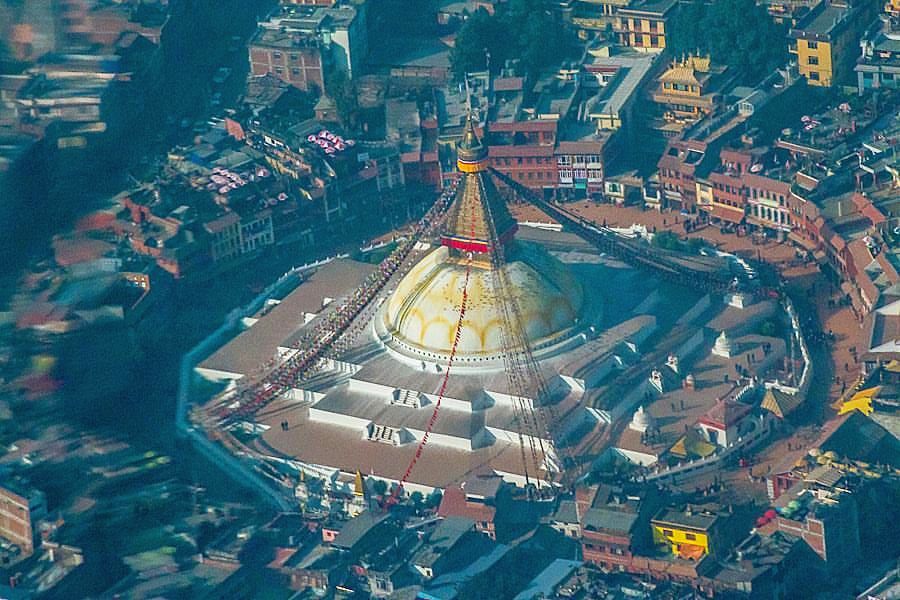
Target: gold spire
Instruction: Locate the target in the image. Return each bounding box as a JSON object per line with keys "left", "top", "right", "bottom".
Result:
{"left": 442, "top": 120, "right": 517, "bottom": 254}
{"left": 457, "top": 112, "right": 488, "bottom": 173}
{"left": 354, "top": 470, "right": 365, "bottom": 496}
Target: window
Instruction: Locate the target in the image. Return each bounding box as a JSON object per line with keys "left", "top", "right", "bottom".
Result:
{"left": 273, "top": 51, "right": 282, "bottom": 59}
{"left": 292, "top": 68, "right": 300, "bottom": 75}
{"left": 685, "top": 533, "right": 697, "bottom": 541}
{"left": 807, "top": 40, "right": 818, "bottom": 50}
{"left": 809, "top": 71, "right": 820, "bottom": 81}
{"left": 290, "top": 53, "right": 298, "bottom": 61}
{"left": 663, "top": 529, "right": 674, "bottom": 537}
{"left": 808, "top": 55, "right": 819, "bottom": 66}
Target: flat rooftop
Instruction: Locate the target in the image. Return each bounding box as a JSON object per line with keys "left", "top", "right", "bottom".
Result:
{"left": 196, "top": 259, "right": 377, "bottom": 378}
{"left": 254, "top": 393, "right": 542, "bottom": 488}
{"left": 652, "top": 507, "right": 718, "bottom": 531}
{"left": 792, "top": 2, "right": 852, "bottom": 37}
{"left": 585, "top": 52, "right": 657, "bottom": 120}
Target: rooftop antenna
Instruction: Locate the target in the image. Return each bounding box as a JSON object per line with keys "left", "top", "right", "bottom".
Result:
{"left": 486, "top": 48, "right": 494, "bottom": 105}
{"left": 464, "top": 73, "right": 475, "bottom": 125}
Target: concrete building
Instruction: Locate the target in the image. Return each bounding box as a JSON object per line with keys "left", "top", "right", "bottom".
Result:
{"left": 583, "top": 48, "right": 658, "bottom": 133}
{"left": 254, "top": 1, "right": 368, "bottom": 83}
{"left": 773, "top": 466, "right": 862, "bottom": 572}
{"left": 248, "top": 29, "right": 325, "bottom": 92}
{"left": 856, "top": 14, "right": 900, "bottom": 93}
{"left": 789, "top": 0, "right": 877, "bottom": 86}
{"left": 0, "top": 480, "right": 47, "bottom": 557}
{"left": 651, "top": 507, "right": 721, "bottom": 561}
{"left": 574, "top": 484, "right": 659, "bottom": 570}
{"left": 614, "top": 0, "right": 677, "bottom": 53}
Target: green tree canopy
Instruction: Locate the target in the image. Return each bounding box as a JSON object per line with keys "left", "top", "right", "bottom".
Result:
{"left": 668, "top": 0, "right": 788, "bottom": 85}
{"left": 450, "top": 0, "right": 575, "bottom": 81}
{"left": 370, "top": 478, "right": 388, "bottom": 497}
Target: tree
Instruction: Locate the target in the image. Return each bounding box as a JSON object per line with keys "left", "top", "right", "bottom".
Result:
{"left": 424, "top": 490, "right": 443, "bottom": 509}
{"left": 450, "top": 8, "right": 507, "bottom": 81}
{"left": 325, "top": 68, "right": 359, "bottom": 128}
{"left": 651, "top": 230, "right": 682, "bottom": 251}
{"left": 668, "top": 0, "right": 788, "bottom": 85}
{"left": 371, "top": 478, "right": 388, "bottom": 497}
{"left": 450, "top": 0, "right": 575, "bottom": 81}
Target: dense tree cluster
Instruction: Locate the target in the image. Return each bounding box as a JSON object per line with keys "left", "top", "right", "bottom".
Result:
{"left": 450, "top": 0, "right": 575, "bottom": 81}
{"left": 668, "top": 0, "right": 788, "bottom": 84}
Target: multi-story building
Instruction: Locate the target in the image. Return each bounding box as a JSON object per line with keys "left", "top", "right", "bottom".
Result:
{"left": 583, "top": 49, "right": 659, "bottom": 132}
{"left": 789, "top": 0, "right": 877, "bottom": 87}
{"left": 651, "top": 507, "right": 721, "bottom": 561}
{"left": 488, "top": 120, "right": 560, "bottom": 196}
{"left": 650, "top": 56, "right": 732, "bottom": 137}
{"left": 705, "top": 531, "right": 825, "bottom": 599}
{"left": 773, "top": 466, "right": 862, "bottom": 573}
{"left": 614, "top": 0, "right": 677, "bottom": 53}
{"left": 856, "top": 14, "right": 900, "bottom": 93}
{"left": 695, "top": 145, "right": 801, "bottom": 233}
{"left": 555, "top": 140, "right": 612, "bottom": 198}
{"left": 574, "top": 484, "right": 659, "bottom": 571}
{"left": 437, "top": 474, "right": 504, "bottom": 540}
{"left": 248, "top": 29, "right": 325, "bottom": 92}
{"left": 657, "top": 138, "right": 710, "bottom": 211}
{"left": 0, "top": 480, "right": 47, "bottom": 556}
{"left": 255, "top": 1, "right": 368, "bottom": 81}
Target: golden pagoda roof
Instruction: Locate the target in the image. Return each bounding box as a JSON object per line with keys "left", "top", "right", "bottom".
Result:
{"left": 838, "top": 386, "right": 879, "bottom": 416}
{"left": 762, "top": 387, "right": 804, "bottom": 419}
{"left": 441, "top": 171, "right": 517, "bottom": 254}
{"left": 658, "top": 55, "right": 713, "bottom": 87}
{"left": 669, "top": 429, "right": 716, "bottom": 459}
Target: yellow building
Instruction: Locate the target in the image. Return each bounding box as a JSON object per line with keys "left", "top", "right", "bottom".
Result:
{"left": 651, "top": 507, "right": 720, "bottom": 560}
{"left": 615, "top": 0, "right": 677, "bottom": 53}
{"left": 650, "top": 55, "right": 730, "bottom": 134}
{"left": 789, "top": 0, "right": 876, "bottom": 87}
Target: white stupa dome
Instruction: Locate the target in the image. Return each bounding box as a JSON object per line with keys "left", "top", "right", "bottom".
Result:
{"left": 381, "top": 243, "right": 583, "bottom": 364}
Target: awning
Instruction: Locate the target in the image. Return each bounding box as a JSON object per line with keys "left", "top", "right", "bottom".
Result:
{"left": 676, "top": 543, "right": 706, "bottom": 561}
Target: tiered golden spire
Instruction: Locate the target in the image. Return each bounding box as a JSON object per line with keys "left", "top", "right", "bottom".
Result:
{"left": 442, "top": 114, "right": 517, "bottom": 254}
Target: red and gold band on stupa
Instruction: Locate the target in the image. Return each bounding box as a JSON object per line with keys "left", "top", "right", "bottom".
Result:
{"left": 441, "top": 114, "right": 517, "bottom": 255}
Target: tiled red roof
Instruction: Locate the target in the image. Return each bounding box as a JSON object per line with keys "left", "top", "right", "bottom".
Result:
{"left": 267, "top": 547, "right": 297, "bottom": 569}
{"left": 437, "top": 486, "right": 495, "bottom": 524}
{"left": 699, "top": 398, "right": 752, "bottom": 430}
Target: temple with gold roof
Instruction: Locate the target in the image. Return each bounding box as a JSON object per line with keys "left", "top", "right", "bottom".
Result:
{"left": 650, "top": 55, "right": 732, "bottom": 135}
